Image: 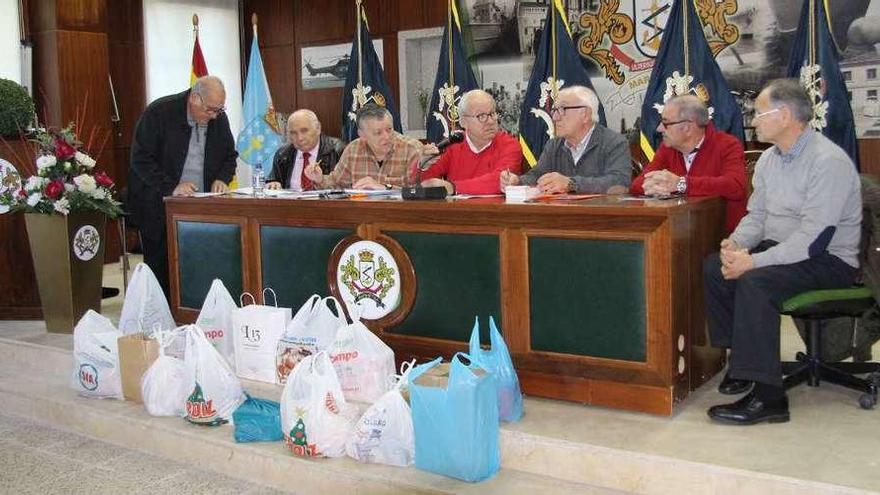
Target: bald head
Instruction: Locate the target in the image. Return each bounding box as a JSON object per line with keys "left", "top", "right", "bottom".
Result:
{"left": 188, "top": 75, "right": 226, "bottom": 125}
{"left": 287, "top": 109, "right": 322, "bottom": 151}
{"left": 458, "top": 89, "right": 500, "bottom": 147}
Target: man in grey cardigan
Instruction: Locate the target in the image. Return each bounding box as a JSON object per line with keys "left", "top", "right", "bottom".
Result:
{"left": 500, "top": 85, "right": 630, "bottom": 193}
{"left": 703, "top": 79, "right": 861, "bottom": 425}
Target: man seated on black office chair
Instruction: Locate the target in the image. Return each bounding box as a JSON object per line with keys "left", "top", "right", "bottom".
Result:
{"left": 420, "top": 89, "right": 523, "bottom": 195}
{"left": 702, "top": 78, "right": 862, "bottom": 425}
{"left": 266, "top": 109, "right": 344, "bottom": 191}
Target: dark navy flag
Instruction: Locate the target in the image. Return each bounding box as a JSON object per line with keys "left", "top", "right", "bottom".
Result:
{"left": 639, "top": 0, "right": 744, "bottom": 160}
{"left": 341, "top": 1, "right": 402, "bottom": 142}
{"left": 786, "top": 0, "right": 859, "bottom": 168}
{"left": 426, "top": 0, "right": 479, "bottom": 143}
{"left": 518, "top": 0, "right": 606, "bottom": 167}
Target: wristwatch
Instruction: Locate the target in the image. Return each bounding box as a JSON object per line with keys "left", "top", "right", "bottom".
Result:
{"left": 676, "top": 176, "right": 687, "bottom": 194}
{"left": 567, "top": 177, "right": 577, "bottom": 193}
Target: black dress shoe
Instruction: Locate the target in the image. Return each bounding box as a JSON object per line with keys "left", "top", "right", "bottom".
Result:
{"left": 707, "top": 391, "right": 790, "bottom": 425}
{"left": 718, "top": 372, "right": 753, "bottom": 395}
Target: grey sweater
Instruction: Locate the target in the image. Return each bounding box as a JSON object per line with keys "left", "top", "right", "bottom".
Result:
{"left": 730, "top": 130, "right": 861, "bottom": 268}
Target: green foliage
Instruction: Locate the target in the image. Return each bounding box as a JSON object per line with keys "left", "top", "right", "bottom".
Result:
{"left": 0, "top": 79, "right": 35, "bottom": 137}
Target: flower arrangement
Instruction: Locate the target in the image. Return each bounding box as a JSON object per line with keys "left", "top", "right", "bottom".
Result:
{"left": 0, "top": 123, "right": 122, "bottom": 218}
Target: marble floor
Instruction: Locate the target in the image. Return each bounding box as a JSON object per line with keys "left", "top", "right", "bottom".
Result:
{"left": 1, "top": 256, "right": 879, "bottom": 493}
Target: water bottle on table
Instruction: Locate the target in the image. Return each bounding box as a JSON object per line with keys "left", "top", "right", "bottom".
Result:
{"left": 252, "top": 164, "right": 265, "bottom": 197}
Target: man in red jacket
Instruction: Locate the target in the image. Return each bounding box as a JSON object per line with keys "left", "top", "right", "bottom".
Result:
{"left": 631, "top": 94, "right": 747, "bottom": 233}
{"left": 420, "top": 89, "right": 523, "bottom": 195}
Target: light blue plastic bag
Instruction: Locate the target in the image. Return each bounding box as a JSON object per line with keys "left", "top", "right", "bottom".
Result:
{"left": 233, "top": 393, "right": 282, "bottom": 443}
{"left": 408, "top": 353, "right": 499, "bottom": 482}
{"left": 468, "top": 316, "right": 524, "bottom": 422}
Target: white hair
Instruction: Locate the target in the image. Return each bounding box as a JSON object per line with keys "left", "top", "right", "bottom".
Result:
{"left": 458, "top": 89, "right": 495, "bottom": 116}
{"left": 559, "top": 85, "right": 599, "bottom": 123}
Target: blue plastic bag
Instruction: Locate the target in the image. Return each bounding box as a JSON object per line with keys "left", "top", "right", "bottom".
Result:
{"left": 232, "top": 393, "right": 283, "bottom": 443}
{"left": 469, "top": 316, "right": 524, "bottom": 422}
{"left": 409, "top": 353, "right": 499, "bottom": 482}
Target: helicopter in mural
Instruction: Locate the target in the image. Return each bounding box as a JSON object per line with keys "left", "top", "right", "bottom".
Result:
{"left": 304, "top": 54, "right": 351, "bottom": 80}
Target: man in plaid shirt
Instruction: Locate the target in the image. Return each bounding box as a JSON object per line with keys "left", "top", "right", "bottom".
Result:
{"left": 305, "top": 104, "right": 421, "bottom": 189}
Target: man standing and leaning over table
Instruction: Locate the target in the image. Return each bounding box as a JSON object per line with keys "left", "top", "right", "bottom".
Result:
{"left": 703, "top": 78, "right": 861, "bottom": 425}
{"left": 266, "top": 109, "right": 345, "bottom": 191}
{"left": 128, "top": 75, "right": 238, "bottom": 298}
{"left": 304, "top": 103, "right": 421, "bottom": 190}
{"left": 500, "top": 85, "right": 630, "bottom": 194}
{"left": 420, "top": 89, "right": 523, "bottom": 195}
{"left": 630, "top": 94, "right": 747, "bottom": 234}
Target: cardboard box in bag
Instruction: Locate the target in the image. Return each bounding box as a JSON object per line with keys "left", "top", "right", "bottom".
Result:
{"left": 117, "top": 333, "right": 160, "bottom": 403}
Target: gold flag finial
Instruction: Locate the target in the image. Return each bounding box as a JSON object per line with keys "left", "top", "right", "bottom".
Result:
{"left": 251, "top": 13, "right": 258, "bottom": 36}
{"left": 192, "top": 14, "right": 199, "bottom": 28}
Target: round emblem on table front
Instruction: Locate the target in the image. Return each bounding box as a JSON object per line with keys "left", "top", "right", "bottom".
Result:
{"left": 72, "top": 225, "right": 100, "bottom": 261}
{"left": 336, "top": 240, "right": 401, "bottom": 320}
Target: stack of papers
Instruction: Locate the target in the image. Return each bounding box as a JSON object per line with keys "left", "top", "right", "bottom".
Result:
{"left": 504, "top": 186, "right": 539, "bottom": 203}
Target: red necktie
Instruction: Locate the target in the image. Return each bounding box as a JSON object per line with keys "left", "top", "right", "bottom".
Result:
{"left": 300, "top": 151, "right": 313, "bottom": 190}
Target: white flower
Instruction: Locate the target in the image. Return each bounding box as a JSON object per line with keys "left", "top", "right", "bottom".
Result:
{"left": 25, "top": 176, "right": 46, "bottom": 192}
{"left": 26, "top": 193, "right": 42, "bottom": 207}
{"left": 64, "top": 162, "right": 72, "bottom": 171}
{"left": 75, "top": 151, "right": 96, "bottom": 169}
{"left": 73, "top": 174, "right": 97, "bottom": 194}
{"left": 53, "top": 197, "right": 70, "bottom": 215}
{"left": 64, "top": 183, "right": 75, "bottom": 192}
{"left": 90, "top": 187, "right": 107, "bottom": 200}
{"left": 36, "top": 155, "right": 56, "bottom": 171}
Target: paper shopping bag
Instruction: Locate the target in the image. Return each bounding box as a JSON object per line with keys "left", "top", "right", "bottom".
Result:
{"left": 233, "top": 289, "right": 291, "bottom": 383}
{"left": 117, "top": 333, "right": 160, "bottom": 403}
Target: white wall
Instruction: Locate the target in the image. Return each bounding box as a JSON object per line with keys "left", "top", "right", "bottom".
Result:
{"left": 0, "top": 0, "right": 23, "bottom": 84}
{"left": 143, "top": 0, "right": 242, "bottom": 137}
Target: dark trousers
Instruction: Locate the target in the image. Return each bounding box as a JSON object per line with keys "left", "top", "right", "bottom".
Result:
{"left": 139, "top": 223, "right": 170, "bottom": 302}
{"left": 703, "top": 242, "right": 857, "bottom": 387}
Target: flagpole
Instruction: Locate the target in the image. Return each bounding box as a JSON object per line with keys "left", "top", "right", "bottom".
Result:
{"left": 448, "top": 0, "right": 455, "bottom": 132}
{"left": 682, "top": 0, "right": 689, "bottom": 80}
{"left": 252, "top": 12, "right": 258, "bottom": 38}
{"left": 808, "top": 0, "right": 816, "bottom": 69}
{"left": 551, "top": 0, "right": 557, "bottom": 99}
{"left": 356, "top": 0, "right": 363, "bottom": 91}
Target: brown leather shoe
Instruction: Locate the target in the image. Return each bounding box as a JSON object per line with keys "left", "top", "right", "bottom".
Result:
{"left": 718, "top": 372, "right": 754, "bottom": 395}
{"left": 707, "top": 391, "right": 790, "bottom": 425}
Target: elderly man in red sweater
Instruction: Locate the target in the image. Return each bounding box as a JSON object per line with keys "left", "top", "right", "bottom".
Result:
{"left": 420, "top": 89, "right": 523, "bottom": 195}
{"left": 631, "top": 94, "right": 747, "bottom": 233}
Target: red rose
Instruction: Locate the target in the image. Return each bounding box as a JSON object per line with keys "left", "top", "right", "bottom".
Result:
{"left": 94, "top": 171, "right": 114, "bottom": 187}
{"left": 44, "top": 180, "right": 64, "bottom": 200}
{"left": 54, "top": 137, "right": 76, "bottom": 160}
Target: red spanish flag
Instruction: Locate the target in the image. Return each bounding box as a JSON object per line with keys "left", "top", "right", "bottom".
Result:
{"left": 189, "top": 16, "right": 208, "bottom": 87}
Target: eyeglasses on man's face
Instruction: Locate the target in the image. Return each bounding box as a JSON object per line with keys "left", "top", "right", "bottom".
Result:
{"left": 463, "top": 111, "right": 499, "bottom": 123}
{"left": 659, "top": 119, "right": 691, "bottom": 128}
{"left": 549, "top": 105, "right": 588, "bottom": 117}
{"left": 196, "top": 92, "right": 226, "bottom": 116}
{"left": 752, "top": 107, "right": 781, "bottom": 121}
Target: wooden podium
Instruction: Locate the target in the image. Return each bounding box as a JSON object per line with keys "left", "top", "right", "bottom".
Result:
{"left": 165, "top": 194, "right": 726, "bottom": 415}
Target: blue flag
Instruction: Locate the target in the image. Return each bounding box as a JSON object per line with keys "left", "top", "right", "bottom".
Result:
{"left": 518, "top": 0, "right": 606, "bottom": 167}
{"left": 236, "top": 30, "right": 283, "bottom": 170}
{"left": 639, "top": 0, "right": 743, "bottom": 160}
{"left": 425, "top": 0, "right": 479, "bottom": 143}
{"left": 341, "top": 1, "right": 402, "bottom": 142}
{"left": 786, "top": 0, "right": 859, "bottom": 168}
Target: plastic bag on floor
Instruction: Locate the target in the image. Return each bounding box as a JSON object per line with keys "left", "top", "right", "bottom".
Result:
{"left": 276, "top": 295, "right": 346, "bottom": 385}
{"left": 329, "top": 306, "right": 395, "bottom": 403}
{"left": 233, "top": 393, "right": 282, "bottom": 443}
{"left": 196, "top": 279, "right": 238, "bottom": 368}
{"left": 280, "top": 351, "right": 354, "bottom": 458}
{"left": 346, "top": 360, "right": 415, "bottom": 466}
{"left": 409, "top": 353, "right": 499, "bottom": 482}
{"left": 119, "top": 263, "right": 175, "bottom": 336}
{"left": 71, "top": 310, "right": 123, "bottom": 399}
{"left": 183, "top": 324, "right": 246, "bottom": 426}
{"left": 468, "top": 316, "right": 523, "bottom": 422}
{"left": 141, "top": 329, "right": 190, "bottom": 417}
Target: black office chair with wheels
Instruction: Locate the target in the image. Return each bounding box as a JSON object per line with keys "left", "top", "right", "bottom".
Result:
{"left": 781, "top": 287, "right": 880, "bottom": 409}
{"left": 781, "top": 174, "right": 880, "bottom": 409}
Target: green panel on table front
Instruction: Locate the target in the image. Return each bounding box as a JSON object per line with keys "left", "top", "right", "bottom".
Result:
{"left": 387, "top": 232, "right": 500, "bottom": 343}
{"left": 529, "top": 237, "right": 646, "bottom": 362}
{"left": 177, "top": 221, "right": 242, "bottom": 309}
{"left": 261, "top": 226, "right": 351, "bottom": 309}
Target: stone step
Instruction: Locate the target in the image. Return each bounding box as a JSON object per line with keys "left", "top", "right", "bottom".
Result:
{"left": 0, "top": 335, "right": 873, "bottom": 495}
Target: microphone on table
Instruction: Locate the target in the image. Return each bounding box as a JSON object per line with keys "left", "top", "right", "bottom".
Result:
{"left": 404, "top": 131, "right": 465, "bottom": 201}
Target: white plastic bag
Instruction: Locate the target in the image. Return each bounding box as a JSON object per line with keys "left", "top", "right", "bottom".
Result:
{"left": 329, "top": 311, "right": 395, "bottom": 403}
{"left": 71, "top": 310, "right": 123, "bottom": 399}
{"left": 233, "top": 289, "right": 291, "bottom": 383}
{"left": 183, "top": 324, "right": 246, "bottom": 425}
{"left": 276, "top": 295, "right": 346, "bottom": 385}
{"left": 346, "top": 361, "right": 415, "bottom": 466}
{"left": 195, "top": 279, "right": 238, "bottom": 367}
{"left": 141, "top": 330, "right": 190, "bottom": 417}
{"left": 119, "top": 263, "right": 175, "bottom": 336}
{"left": 280, "top": 351, "right": 355, "bottom": 458}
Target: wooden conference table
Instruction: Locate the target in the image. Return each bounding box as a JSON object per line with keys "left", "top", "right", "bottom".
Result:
{"left": 165, "top": 193, "right": 725, "bottom": 415}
